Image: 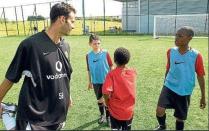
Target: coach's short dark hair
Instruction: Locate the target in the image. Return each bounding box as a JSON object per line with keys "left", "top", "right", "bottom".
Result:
{"left": 89, "top": 33, "right": 100, "bottom": 43}
{"left": 178, "top": 26, "right": 194, "bottom": 37}
{"left": 50, "top": 2, "right": 76, "bottom": 23}
{"left": 114, "top": 47, "right": 130, "bottom": 66}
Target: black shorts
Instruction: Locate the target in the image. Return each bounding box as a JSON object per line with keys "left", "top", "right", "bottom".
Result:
{"left": 93, "top": 84, "right": 103, "bottom": 100}
{"left": 110, "top": 114, "right": 133, "bottom": 130}
{"left": 157, "top": 86, "right": 190, "bottom": 120}
{"left": 16, "top": 120, "right": 65, "bottom": 130}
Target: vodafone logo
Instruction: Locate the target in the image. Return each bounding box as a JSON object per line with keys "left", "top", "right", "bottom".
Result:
{"left": 56, "top": 61, "right": 62, "bottom": 72}
{"left": 46, "top": 61, "right": 67, "bottom": 80}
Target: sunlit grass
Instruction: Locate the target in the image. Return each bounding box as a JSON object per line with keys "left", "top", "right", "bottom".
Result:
{"left": 0, "top": 35, "right": 208, "bottom": 130}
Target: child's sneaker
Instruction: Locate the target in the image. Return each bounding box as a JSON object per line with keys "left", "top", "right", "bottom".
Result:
{"left": 98, "top": 115, "right": 105, "bottom": 124}
{"left": 154, "top": 125, "right": 166, "bottom": 130}
{"left": 1, "top": 102, "right": 17, "bottom": 130}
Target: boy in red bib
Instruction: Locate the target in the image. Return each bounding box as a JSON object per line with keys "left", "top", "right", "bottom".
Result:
{"left": 102, "top": 47, "right": 137, "bottom": 130}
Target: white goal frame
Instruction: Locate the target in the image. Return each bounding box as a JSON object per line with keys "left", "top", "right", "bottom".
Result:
{"left": 153, "top": 14, "right": 208, "bottom": 39}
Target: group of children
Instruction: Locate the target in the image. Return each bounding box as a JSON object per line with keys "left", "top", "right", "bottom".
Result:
{"left": 86, "top": 26, "right": 206, "bottom": 130}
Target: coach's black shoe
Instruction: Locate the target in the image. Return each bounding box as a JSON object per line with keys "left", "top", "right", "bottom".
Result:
{"left": 154, "top": 125, "right": 166, "bottom": 130}
{"left": 98, "top": 115, "right": 105, "bottom": 124}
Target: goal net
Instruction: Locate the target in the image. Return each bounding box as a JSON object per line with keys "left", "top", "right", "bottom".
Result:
{"left": 153, "top": 14, "right": 208, "bottom": 38}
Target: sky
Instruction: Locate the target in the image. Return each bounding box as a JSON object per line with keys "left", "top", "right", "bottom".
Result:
{"left": 0, "top": 0, "right": 122, "bottom": 20}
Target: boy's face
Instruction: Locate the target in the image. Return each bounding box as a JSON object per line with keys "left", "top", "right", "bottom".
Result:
{"left": 175, "top": 29, "right": 192, "bottom": 47}
{"left": 89, "top": 39, "right": 101, "bottom": 50}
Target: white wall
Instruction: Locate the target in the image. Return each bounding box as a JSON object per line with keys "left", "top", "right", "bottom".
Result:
{"left": 121, "top": 0, "right": 208, "bottom": 34}
{"left": 121, "top": 1, "right": 138, "bottom": 31}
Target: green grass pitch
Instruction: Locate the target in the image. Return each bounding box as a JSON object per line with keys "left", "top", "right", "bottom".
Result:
{"left": 0, "top": 35, "right": 208, "bottom": 130}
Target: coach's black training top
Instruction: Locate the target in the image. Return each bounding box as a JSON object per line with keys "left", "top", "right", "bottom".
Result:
{"left": 5, "top": 31, "right": 72, "bottom": 126}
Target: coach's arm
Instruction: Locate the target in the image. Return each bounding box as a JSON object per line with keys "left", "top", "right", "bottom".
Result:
{"left": 0, "top": 78, "right": 14, "bottom": 117}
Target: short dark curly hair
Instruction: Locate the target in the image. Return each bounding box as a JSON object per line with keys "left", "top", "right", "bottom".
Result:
{"left": 50, "top": 2, "right": 76, "bottom": 24}
{"left": 114, "top": 47, "right": 130, "bottom": 66}
{"left": 178, "top": 26, "right": 194, "bottom": 37}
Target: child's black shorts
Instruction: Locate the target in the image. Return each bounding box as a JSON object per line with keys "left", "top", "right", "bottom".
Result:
{"left": 157, "top": 86, "right": 190, "bottom": 120}
{"left": 110, "top": 114, "right": 133, "bottom": 130}
{"left": 93, "top": 84, "right": 103, "bottom": 100}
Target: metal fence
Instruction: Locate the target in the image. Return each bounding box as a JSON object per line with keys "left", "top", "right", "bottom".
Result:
{"left": 0, "top": 0, "right": 123, "bottom": 37}
{"left": 0, "top": 0, "right": 67, "bottom": 37}
{"left": 0, "top": 0, "right": 208, "bottom": 37}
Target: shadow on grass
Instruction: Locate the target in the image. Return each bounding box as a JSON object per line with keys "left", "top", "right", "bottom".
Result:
{"left": 72, "top": 119, "right": 98, "bottom": 130}
{"left": 72, "top": 119, "right": 110, "bottom": 130}
{"left": 91, "top": 122, "right": 110, "bottom": 130}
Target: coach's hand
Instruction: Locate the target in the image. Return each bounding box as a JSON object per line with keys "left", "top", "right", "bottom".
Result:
{"left": 88, "top": 83, "right": 93, "bottom": 90}
{"left": 69, "top": 96, "right": 73, "bottom": 108}
{"left": 200, "top": 97, "right": 206, "bottom": 109}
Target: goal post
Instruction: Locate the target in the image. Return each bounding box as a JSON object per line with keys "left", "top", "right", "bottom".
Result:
{"left": 153, "top": 14, "right": 208, "bottom": 38}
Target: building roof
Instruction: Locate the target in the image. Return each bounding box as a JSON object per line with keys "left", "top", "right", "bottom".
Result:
{"left": 113, "top": 0, "right": 138, "bottom": 2}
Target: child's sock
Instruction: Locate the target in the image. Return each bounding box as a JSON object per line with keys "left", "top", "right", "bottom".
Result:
{"left": 156, "top": 114, "right": 166, "bottom": 127}
{"left": 105, "top": 106, "right": 109, "bottom": 118}
{"left": 176, "top": 120, "right": 184, "bottom": 130}
{"left": 98, "top": 103, "right": 104, "bottom": 116}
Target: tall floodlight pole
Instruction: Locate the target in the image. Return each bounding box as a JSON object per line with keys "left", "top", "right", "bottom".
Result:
{"left": 126, "top": 0, "right": 128, "bottom": 31}
{"left": 2, "top": 8, "right": 8, "bottom": 36}
{"left": 103, "top": 0, "right": 106, "bottom": 35}
{"left": 148, "top": 0, "right": 149, "bottom": 34}
{"left": 34, "top": 4, "right": 38, "bottom": 31}
{"left": 21, "top": 5, "right": 26, "bottom": 36}
{"left": 207, "top": 0, "right": 209, "bottom": 40}
{"left": 174, "top": 0, "right": 177, "bottom": 34}
{"left": 14, "top": 6, "right": 20, "bottom": 35}
{"left": 206, "top": 0, "right": 209, "bottom": 36}
{"left": 82, "top": 0, "right": 86, "bottom": 35}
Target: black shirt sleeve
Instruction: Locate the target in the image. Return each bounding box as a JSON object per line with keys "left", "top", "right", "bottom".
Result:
{"left": 5, "top": 41, "right": 28, "bottom": 83}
